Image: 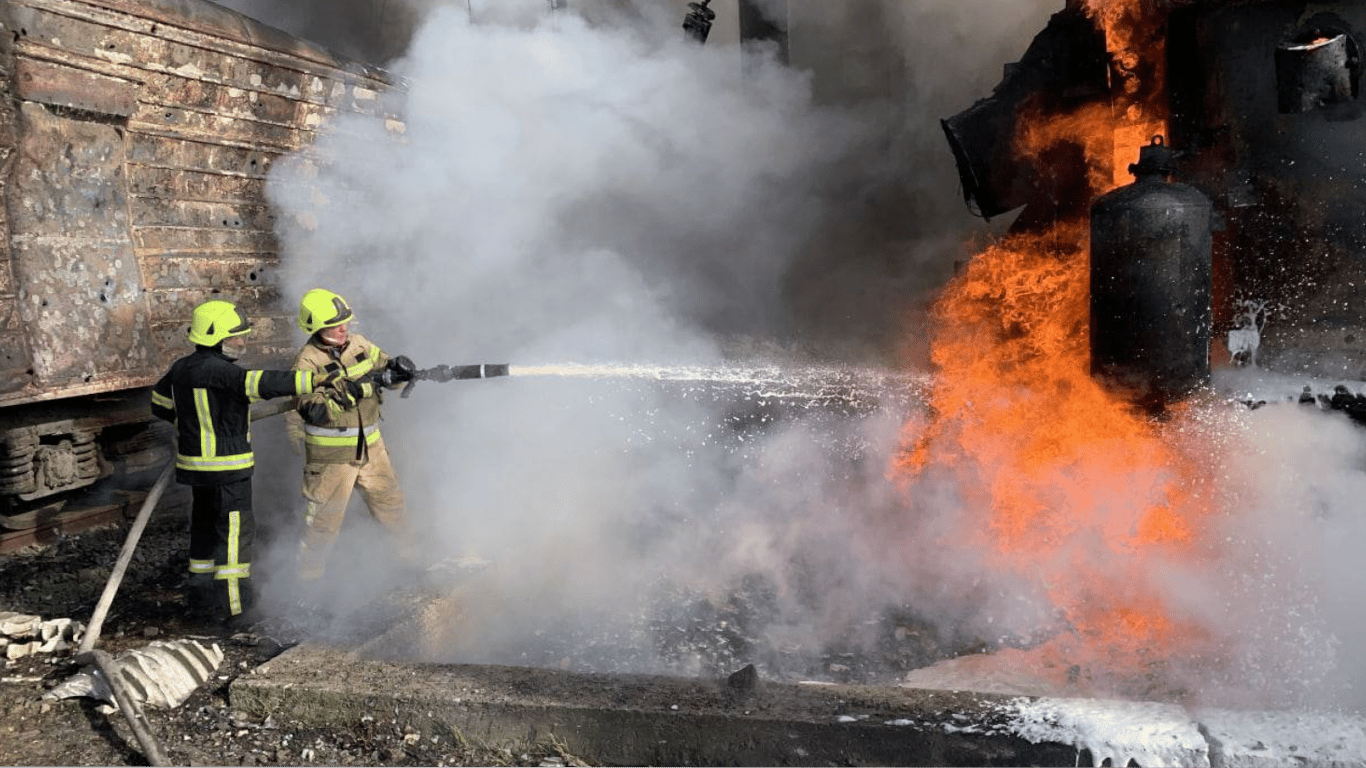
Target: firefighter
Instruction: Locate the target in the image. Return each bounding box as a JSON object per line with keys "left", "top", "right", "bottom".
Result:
{"left": 287, "top": 288, "right": 417, "bottom": 585}
{"left": 151, "top": 299, "right": 324, "bottom": 625}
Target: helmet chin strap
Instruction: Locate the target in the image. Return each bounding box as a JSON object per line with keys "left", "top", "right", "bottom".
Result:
{"left": 319, "top": 326, "right": 348, "bottom": 348}
{"left": 221, "top": 337, "right": 246, "bottom": 360}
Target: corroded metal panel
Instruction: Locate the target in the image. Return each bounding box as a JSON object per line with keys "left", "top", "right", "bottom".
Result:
{"left": 65, "top": 0, "right": 390, "bottom": 80}
{"left": 0, "top": 0, "right": 398, "bottom": 410}
{"left": 0, "top": 333, "right": 31, "bottom": 391}
{"left": 140, "top": 256, "right": 285, "bottom": 366}
{"left": 131, "top": 103, "right": 307, "bottom": 148}
{"left": 10, "top": 1, "right": 390, "bottom": 109}
{"left": 140, "top": 74, "right": 306, "bottom": 125}
{"left": 146, "top": 284, "right": 274, "bottom": 325}
{"left": 0, "top": 2, "right": 33, "bottom": 396}
{"left": 9, "top": 102, "right": 130, "bottom": 236}
{"left": 13, "top": 57, "right": 137, "bottom": 116}
{"left": 129, "top": 199, "right": 275, "bottom": 230}
{"left": 8, "top": 102, "right": 154, "bottom": 385}
{"left": 0, "top": 289, "right": 29, "bottom": 393}
{"left": 139, "top": 254, "right": 281, "bottom": 291}
{"left": 132, "top": 226, "right": 278, "bottom": 253}
{"left": 128, "top": 165, "right": 267, "bottom": 202}
{"left": 126, "top": 134, "right": 279, "bottom": 179}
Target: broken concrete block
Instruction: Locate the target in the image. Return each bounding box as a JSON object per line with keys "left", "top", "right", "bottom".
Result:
{"left": 0, "top": 612, "right": 42, "bottom": 637}
{"left": 0, "top": 613, "right": 83, "bottom": 658}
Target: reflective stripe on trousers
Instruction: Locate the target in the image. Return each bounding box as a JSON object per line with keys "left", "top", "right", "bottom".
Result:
{"left": 189, "top": 480, "right": 255, "bottom": 618}
{"left": 213, "top": 510, "right": 251, "bottom": 616}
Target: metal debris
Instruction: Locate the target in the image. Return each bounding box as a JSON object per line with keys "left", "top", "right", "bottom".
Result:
{"left": 424, "top": 554, "right": 493, "bottom": 585}
{"left": 0, "top": 611, "right": 83, "bottom": 659}
{"left": 43, "top": 638, "right": 224, "bottom": 711}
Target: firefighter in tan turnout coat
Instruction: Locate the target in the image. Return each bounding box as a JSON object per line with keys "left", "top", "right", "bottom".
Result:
{"left": 287, "top": 288, "right": 417, "bottom": 582}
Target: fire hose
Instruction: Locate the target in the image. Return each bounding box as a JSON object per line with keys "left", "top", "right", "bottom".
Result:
{"left": 78, "top": 649, "right": 170, "bottom": 767}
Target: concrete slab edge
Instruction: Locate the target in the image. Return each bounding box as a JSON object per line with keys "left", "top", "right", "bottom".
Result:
{"left": 230, "top": 642, "right": 1080, "bottom": 766}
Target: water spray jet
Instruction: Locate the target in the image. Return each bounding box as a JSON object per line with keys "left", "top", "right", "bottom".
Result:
{"left": 507, "top": 362, "right": 929, "bottom": 407}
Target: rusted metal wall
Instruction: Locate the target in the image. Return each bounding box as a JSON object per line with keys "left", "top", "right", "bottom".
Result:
{"left": 0, "top": 0, "right": 395, "bottom": 408}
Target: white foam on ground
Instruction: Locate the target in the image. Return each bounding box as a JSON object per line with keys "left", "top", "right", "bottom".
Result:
{"left": 1195, "top": 708, "right": 1366, "bottom": 768}
{"left": 1002, "top": 696, "right": 1208, "bottom": 767}
{"left": 987, "top": 696, "right": 1366, "bottom": 767}
{"left": 902, "top": 652, "right": 1366, "bottom": 767}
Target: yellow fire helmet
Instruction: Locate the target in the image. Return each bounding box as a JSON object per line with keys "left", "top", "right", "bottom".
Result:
{"left": 297, "top": 288, "right": 355, "bottom": 335}
{"left": 187, "top": 299, "right": 252, "bottom": 347}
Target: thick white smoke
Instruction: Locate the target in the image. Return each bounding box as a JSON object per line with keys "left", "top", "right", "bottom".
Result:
{"left": 248, "top": 0, "right": 1366, "bottom": 713}
{"left": 1198, "top": 389, "right": 1366, "bottom": 708}
{"left": 248, "top": 0, "right": 1062, "bottom": 676}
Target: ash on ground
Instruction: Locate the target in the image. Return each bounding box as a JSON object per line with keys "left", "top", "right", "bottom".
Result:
{"left": 0, "top": 514, "right": 587, "bottom": 767}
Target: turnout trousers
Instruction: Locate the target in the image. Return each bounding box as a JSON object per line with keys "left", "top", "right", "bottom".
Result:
{"left": 188, "top": 479, "right": 254, "bottom": 618}
{"left": 297, "top": 436, "right": 407, "bottom": 581}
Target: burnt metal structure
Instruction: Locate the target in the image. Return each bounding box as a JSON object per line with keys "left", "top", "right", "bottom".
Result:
{"left": 738, "top": 0, "right": 789, "bottom": 67}
{"left": 940, "top": 4, "right": 1109, "bottom": 222}
{"left": 945, "top": 0, "right": 1366, "bottom": 390}
{"left": 1090, "top": 137, "right": 1213, "bottom": 409}
{"left": 682, "top": 0, "right": 715, "bottom": 44}
{"left": 0, "top": 0, "right": 397, "bottom": 540}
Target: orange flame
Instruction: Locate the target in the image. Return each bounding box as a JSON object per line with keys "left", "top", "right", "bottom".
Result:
{"left": 897, "top": 0, "right": 1218, "bottom": 684}
{"left": 899, "top": 221, "right": 1219, "bottom": 681}
{"left": 1082, "top": 0, "right": 1169, "bottom": 185}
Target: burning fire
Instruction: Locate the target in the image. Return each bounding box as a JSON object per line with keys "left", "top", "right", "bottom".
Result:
{"left": 896, "top": 0, "right": 1223, "bottom": 689}
{"left": 898, "top": 223, "right": 1216, "bottom": 672}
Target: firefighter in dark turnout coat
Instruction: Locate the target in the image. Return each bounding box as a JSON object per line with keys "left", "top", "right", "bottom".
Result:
{"left": 151, "top": 299, "right": 322, "bottom": 622}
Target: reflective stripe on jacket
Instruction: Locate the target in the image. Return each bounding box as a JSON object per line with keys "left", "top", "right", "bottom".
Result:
{"left": 288, "top": 332, "right": 391, "bottom": 464}
{"left": 152, "top": 347, "right": 316, "bottom": 486}
{"left": 302, "top": 422, "right": 382, "bottom": 448}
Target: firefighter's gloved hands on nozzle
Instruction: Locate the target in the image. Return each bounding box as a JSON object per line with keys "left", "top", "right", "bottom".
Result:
{"left": 297, "top": 375, "right": 372, "bottom": 421}
{"left": 378, "top": 355, "right": 416, "bottom": 388}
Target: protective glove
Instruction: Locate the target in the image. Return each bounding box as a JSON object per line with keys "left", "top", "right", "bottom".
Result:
{"left": 314, "top": 371, "right": 342, "bottom": 394}
{"left": 333, "top": 376, "right": 379, "bottom": 408}
{"left": 343, "top": 377, "right": 369, "bottom": 399}
{"left": 328, "top": 381, "right": 357, "bottom": 410}
{"left": 383, "top": 355, "right": 417, "bottom": 386}
{"left": 298, "top": 400, "right": 329, "bottom": 425}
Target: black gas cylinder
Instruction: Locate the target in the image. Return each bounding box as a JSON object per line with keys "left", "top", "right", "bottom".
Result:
{"left": 1089, "top": 136, "right": 1213, "bottom": 409}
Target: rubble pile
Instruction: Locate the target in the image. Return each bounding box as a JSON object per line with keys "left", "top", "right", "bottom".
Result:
{"left": 0, "top": 611, "right": 83, "bottom": 659}
{"left": 0, "top": 514, "right": 569, "bottom": 766}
